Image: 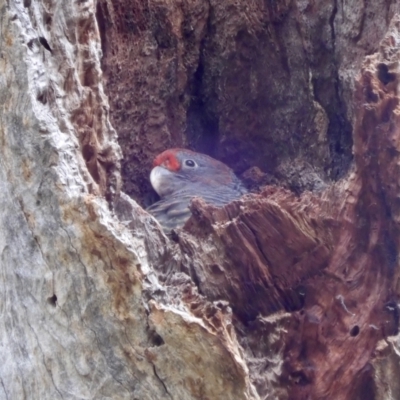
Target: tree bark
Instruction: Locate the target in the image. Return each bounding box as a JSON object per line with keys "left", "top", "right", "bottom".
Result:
{"left": 1, "top": 0, "right": 400, "bottom": 399}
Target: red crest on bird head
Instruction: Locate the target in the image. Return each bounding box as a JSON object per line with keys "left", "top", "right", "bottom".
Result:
{"left": 153, "top": 148, "right": 186, "bottom": 171}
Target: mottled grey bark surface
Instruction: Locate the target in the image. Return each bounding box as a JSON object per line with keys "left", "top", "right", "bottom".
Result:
{"left": 2, "top": 0, "right": 400, "bottom": 399}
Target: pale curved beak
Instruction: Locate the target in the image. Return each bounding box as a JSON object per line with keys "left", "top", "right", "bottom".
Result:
{"left": 150, "top": 166, "right": 173, "bottom": 197}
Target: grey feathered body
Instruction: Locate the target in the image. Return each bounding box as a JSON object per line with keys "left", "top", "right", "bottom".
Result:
{"left": 147, "top": 177, "right": 247, "bottom": 231}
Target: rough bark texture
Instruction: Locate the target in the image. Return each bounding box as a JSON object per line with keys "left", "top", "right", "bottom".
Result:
{"left": 2, "top": 0, "right": 400, "bottom": 399}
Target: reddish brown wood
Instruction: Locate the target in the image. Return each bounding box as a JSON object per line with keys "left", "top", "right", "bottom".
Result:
{"left": 175, "top": 32, "right": 400, "bottom": 398}
{"left": 97, "top": 0, "right": 400, "bottom": 398}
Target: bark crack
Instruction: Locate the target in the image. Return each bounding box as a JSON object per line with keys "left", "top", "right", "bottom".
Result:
{"left": 152, "top": 364, "right": 172, "bottom": 399}
{"left": 144, "top": 310, "right": 172, "bottom": 398}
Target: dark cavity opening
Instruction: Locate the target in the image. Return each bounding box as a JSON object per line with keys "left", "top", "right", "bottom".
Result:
{"left": 350, "top": 325, "right": 360, "bottom": 337}
{"left": 377, "top": 64, "right": 396, "bottom": 85}
{"left": 47, "top": 294, "right": 57, "bottom": 307}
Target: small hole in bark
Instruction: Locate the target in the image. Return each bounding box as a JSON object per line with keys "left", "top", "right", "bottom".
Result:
{"left": 23, "top": 0, "right": 31, "bottom": 7}
{"left": 47, "top": 294, "right": 57, "bottom": 307}
{"left": 37, "top": 91, "right": 47, "bottom": 104}
{"left": 169, "top": 230, "right": 180, "bottom": 243}
{"left": 38, "top": 36, "right": 52, "bottom": 53}
{"left": 150, "top": 332, "right": 164, "bottom": 347}
{"left": 350, "top": 325, "right": 360, "bottom": 336}
{"left": 377, "top": 63, "right": 396, "bottom": 85}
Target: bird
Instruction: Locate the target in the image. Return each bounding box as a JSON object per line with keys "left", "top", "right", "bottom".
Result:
{"left": 146, "top": 148, "right": 247, "bottom": 231}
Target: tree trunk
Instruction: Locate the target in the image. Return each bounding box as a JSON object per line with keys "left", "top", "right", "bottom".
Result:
{"left": 1, "top": 0, "right": 400, "bottom": 399}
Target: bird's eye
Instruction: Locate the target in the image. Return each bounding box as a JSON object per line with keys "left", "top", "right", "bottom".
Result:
{"left": 184, "top": 159, "right": 196, "bottom": 167}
